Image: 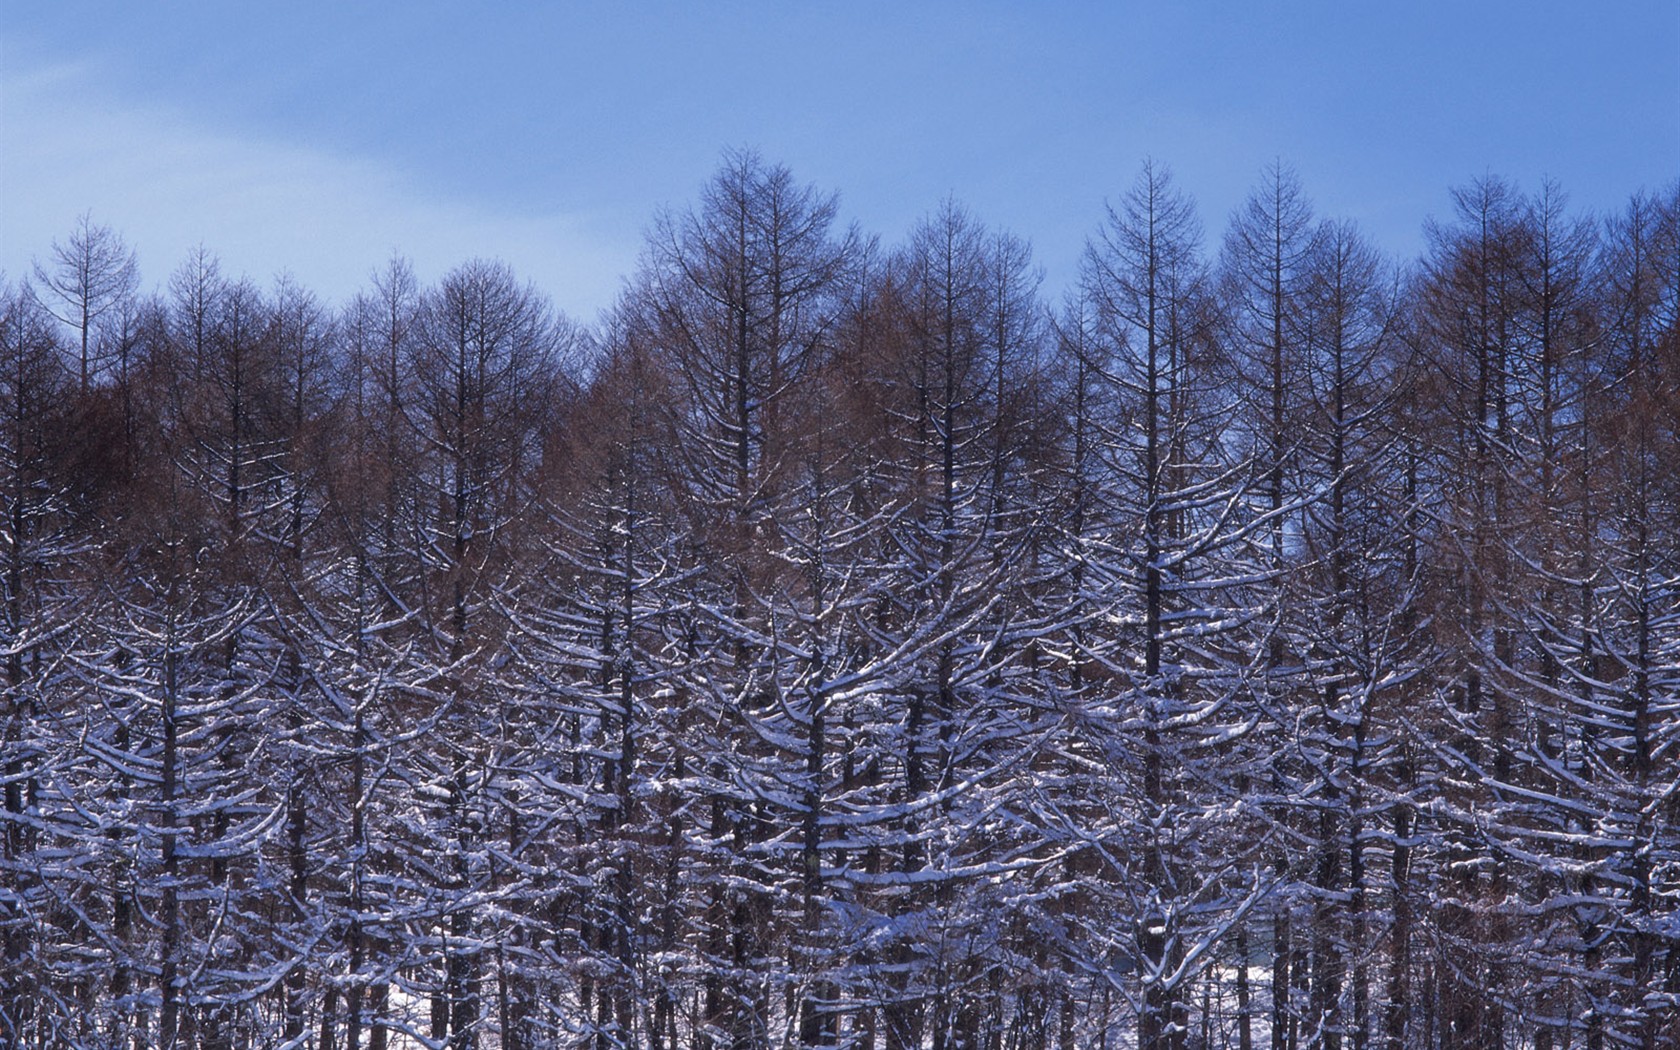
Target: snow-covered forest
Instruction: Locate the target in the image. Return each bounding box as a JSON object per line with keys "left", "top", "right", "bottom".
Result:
{"left": 3, "top": 151, "right": 1679, "bottom": 1050}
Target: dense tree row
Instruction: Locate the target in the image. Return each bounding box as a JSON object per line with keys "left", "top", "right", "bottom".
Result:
{"left": 2, "top": 152, "right": 1678, "bottom": 1050}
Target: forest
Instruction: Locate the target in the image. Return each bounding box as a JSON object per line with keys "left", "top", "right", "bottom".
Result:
{"left": 2, "top": 150, "right": 1679, "bottom": 1050}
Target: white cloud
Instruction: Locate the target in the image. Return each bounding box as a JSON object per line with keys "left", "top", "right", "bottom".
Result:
{"left": 0, "top": 60, "right": 629, "bottom": 321}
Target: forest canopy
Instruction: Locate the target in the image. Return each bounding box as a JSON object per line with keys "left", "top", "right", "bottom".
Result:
{"left": 3, "top": 151, "right": 1679, "bottom": 1050}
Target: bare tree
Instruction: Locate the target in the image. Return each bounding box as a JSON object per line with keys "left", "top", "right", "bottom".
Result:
{"left": 33, "top": 213, "right": 140, "bottom": 391}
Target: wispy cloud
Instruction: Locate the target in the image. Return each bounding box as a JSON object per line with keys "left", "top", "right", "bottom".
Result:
{"left": 1, "top": 60, "right": 629, "bottom": 320}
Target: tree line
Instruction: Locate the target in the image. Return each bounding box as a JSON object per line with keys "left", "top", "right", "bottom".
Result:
{"left": 2, "top": 150, "right": 1678, "bottom": 1050}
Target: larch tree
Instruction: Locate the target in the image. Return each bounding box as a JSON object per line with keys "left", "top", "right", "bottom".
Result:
{"left": 402, "top": 259, "right": 565, "bottom": 1050}
{"left": 31, "top": 213, "right": 139, "bottom": 392}
{"left": 1586, "top": 186, "right": 1680, "bottom": 1049}
{"left": 2, "top": 153, "right": 1678, "bottom": 1050}
{"left": 637, "top": 149, "right": 859, "bottom": 1050}
{"left": 1079, "top": 161, "right": 1269, "bottom": 1050}
{"left": 1218, "top": 165, "right": 1319, "bottom": 1050}
{"left": 0, "top": 279, "right": 82, "bottom": 1046}
{"left": 1288, "top": 219, "right": 1415, "bottom": 1050}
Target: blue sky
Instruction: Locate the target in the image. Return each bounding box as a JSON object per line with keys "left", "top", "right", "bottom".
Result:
{"left": 4, "top": 2, "right": 1677, "bottom": 323}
